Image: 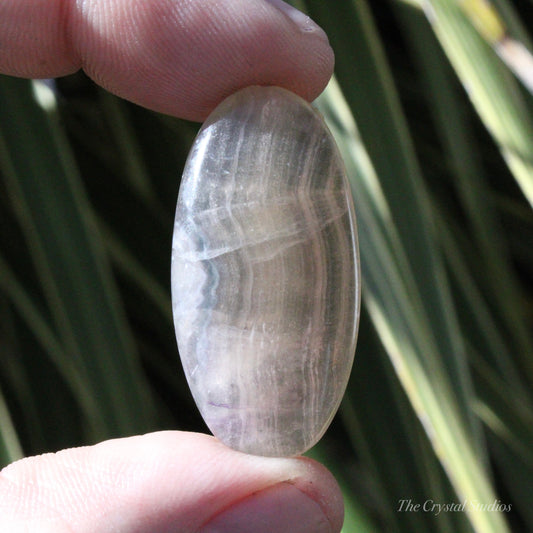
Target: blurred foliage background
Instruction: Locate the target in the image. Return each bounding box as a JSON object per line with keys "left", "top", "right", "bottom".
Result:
{"left": 1, "top": 0, "right": 532, "bottom": 531}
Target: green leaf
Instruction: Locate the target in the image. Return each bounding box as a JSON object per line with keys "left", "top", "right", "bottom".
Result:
{"left": 424, "top": 0, "right": 533, "bottom": 208}
{"left": 0, "top": 76, "right": 157, "bottom": 441}
{"left": 0, "top": 384, "right": 23, "bottom": 467}
{"left": 314, "top": 70, "right": 508, "bottom": 531}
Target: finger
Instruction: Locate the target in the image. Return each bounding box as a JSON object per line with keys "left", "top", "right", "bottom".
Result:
{"left": 0, "top": 431, "right": 343, "bottom": 532}
{"left": 0, "top": 0, "right": 334, "bottom": 121}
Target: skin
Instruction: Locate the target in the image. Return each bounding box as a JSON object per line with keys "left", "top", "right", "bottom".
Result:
{"left": 0, "top": 432, "right": 343, "bottom": 532}
{"left": 0, "top": 0, "right": 333, "bottom": 121}
{"left": 0, "top": 0, "right": 340, "bottom": 531}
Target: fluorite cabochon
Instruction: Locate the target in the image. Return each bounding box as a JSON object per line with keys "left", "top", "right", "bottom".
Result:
{"left": 171, "top": 86, "right": 360, "bottom": 457}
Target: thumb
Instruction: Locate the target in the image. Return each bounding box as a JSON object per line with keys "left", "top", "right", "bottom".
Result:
{"left": 0, "top": 431, "right": 343, "bottom": 532}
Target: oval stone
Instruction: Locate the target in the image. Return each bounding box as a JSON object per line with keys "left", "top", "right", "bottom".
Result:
{"left": 171, "top": 86, "right": 360, "bottom": 457}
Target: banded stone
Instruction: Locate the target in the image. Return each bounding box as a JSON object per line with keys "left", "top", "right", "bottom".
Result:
{"left": 171, "top": 86, "right": 360, "bottom": 457}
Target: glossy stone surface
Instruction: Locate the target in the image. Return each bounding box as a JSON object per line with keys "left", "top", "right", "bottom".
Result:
{"left": 171, "top": 86, "right": 360, "bottom": 457}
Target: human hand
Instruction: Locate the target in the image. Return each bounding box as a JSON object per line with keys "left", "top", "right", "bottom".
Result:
{"left": 0, "top": 0, "right": 333, "bottom": 121}
{"left": 0, "top": 1, "right": 340, "bottom": 531}
{"left": 0, "top": 432, "right": 343, "bottom": 532}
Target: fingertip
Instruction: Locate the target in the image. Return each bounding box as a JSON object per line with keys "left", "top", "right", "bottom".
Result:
{"left": 290, "top": 456, "right": 345, "bottom": 533}
{"left": 0, "top": 432, "right": 344, "bottom": 532}
{"left": 0, "top": 0, "right": 333, "bottom": 119}
{"left": 73, "top": 0, "right": 334, "bottom": 120}
{"left": 123, "top": 433, "right": 345, "bottom": 532}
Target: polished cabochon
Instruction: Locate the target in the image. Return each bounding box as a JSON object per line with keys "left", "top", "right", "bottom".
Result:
{"left": 171, "top": 86, "right": 360, "bottom": 457}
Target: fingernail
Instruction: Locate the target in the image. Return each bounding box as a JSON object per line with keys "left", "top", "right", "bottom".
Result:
{"left": 264, "top": 0, "right": 328, "bottom": 37}
{"left": 200, "top": 482, "right": 333, "bottom": 533}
